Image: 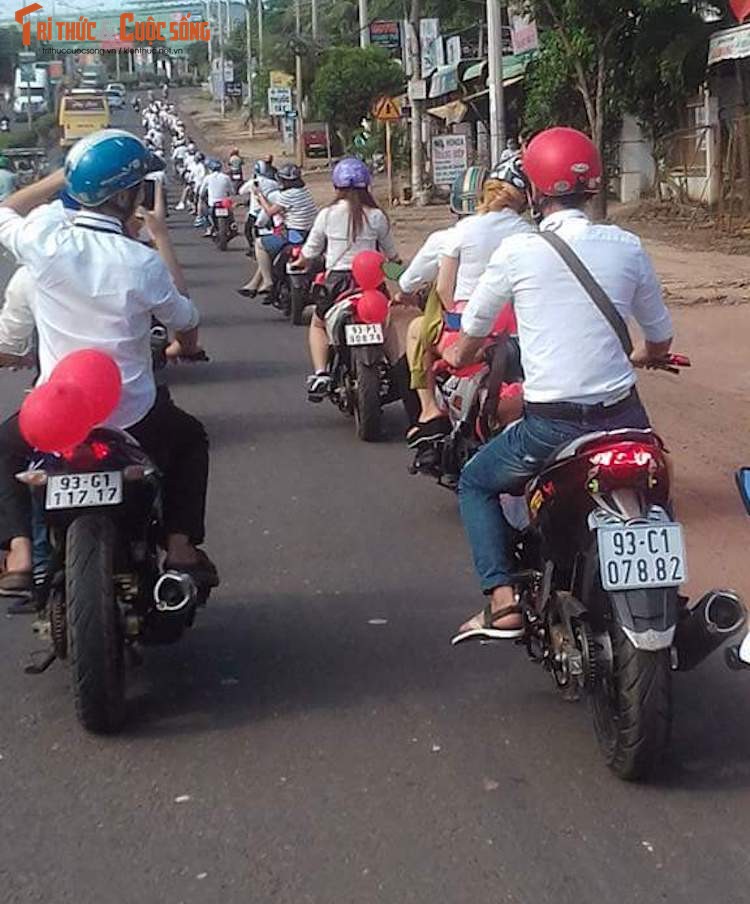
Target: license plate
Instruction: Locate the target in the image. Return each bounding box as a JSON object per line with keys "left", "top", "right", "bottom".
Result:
{"left": 215, "top": 207, "right": 229, "bottom": 217}
{"left": 46, "top": 472, "right": 123, "bottom": 511}
{"left": 345, "top": 323, "right": 384, "bottom": 346}
{"left": 598, "top": 523, "right": 686, "bottom": 591}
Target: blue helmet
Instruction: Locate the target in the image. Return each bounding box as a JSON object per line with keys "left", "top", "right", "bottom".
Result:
{"left": 64, "top": 129, "right": 164, "bottom": 207}
{"left": 332, "top": 157, "right": 372, "bottom": 190}
{"left": 208, "top": 157, "right": 222, "bottom": 172}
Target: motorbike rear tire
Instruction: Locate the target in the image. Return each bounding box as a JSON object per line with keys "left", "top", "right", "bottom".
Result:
{"left": 591, "top": 622, "right": 672, "bottom": 781}
{"left": 66, "top": 515, "right": 125, "bottom": 734}
{"left": 216, "top": 219, "right": 229, "bottom": 252}
{"left": 291, "top": 284, "right": 306, "bottom": 326}
{"left": 354, "top": 361, "right": 382, "bottom": 442}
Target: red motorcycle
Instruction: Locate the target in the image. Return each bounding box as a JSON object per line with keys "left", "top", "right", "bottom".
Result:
{"left": 212, "top": 197, "right": 238, "bottom": 251}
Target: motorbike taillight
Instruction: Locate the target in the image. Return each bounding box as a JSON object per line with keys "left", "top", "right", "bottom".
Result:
{"left": 62, "top": 439, "right": 112, "bottom": 468}
{"left": 587, "top": 441, "right": 665, "bottom": 491}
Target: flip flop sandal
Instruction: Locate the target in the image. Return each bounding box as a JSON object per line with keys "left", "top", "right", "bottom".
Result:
{"left": 164, "top": 552, "right": 220, "bottom": 590}
{"left": 406, "top": 416, "right": 451, "bottom": 449}
{"left": 451, "top": 604, "right": 524, "bottom": 646}
{"left": 0, "top": 571, "right": 33, "bottom": 598}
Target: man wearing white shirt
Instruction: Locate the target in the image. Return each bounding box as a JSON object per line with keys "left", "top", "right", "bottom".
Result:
{"left": 199, "top": 161, "right": 233, "bottom": 237}
{"left": 0, "top": 130, "right": 217, "bottom": 596}
{"left": 446, "top": 128, "right": 673, "bottom": 644}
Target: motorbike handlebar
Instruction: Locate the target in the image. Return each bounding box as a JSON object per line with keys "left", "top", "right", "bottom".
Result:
{"left": 646, "top": 353, "right": 691, "bottom": 375}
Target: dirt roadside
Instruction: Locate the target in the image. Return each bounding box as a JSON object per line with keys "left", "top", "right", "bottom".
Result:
{"left": 178, "top": 93, "right": 750, "bottom": 602}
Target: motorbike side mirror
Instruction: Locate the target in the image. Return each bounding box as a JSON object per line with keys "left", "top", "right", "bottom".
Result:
{"left": 736, "top": 468, "right": 750, "bottom": 515}
{"left": 382, "top": 261, "right": 407, "bottom": 281}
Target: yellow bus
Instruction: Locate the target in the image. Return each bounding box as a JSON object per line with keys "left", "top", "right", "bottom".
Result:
{"left": 59, "top": 93, "right": 110, "bottom": 147}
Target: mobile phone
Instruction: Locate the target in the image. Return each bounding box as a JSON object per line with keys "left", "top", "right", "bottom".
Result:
{"left": 142, "top": 179, "right": 156, "bottom": 211}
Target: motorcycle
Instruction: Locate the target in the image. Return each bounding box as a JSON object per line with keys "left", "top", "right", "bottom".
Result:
{"left": 431, "top": 351, "right": 746, "bottom": 778}
{"left": 410, "top": 335, "right": 523, "bottom": 490}
{"left": 725, "top": 467, "right": 750, "bottom": 671}
{"left": 21, "top": 327, "right": 211, "bottom": 735}
{"left": 212, "top": 197, "right": 238, "bottom": 252}
{"left": 318, "top": 281, "right": 416, "bottom": 442}
{"left": 269, "top": 239, "right": 308, "bottom": 323}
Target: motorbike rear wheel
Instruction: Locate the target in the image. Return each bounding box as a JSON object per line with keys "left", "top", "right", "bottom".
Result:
{"left": 216, "top": 218, "right": 229, "bottom": 251}
{"left": 591, "top": 622, "right": 672, "bottom": 781}
{"left": 354, "top": 361, "right": 382, "bottom": 442}
{"left": 290, "top": 284, "right": 306, "bottom": 326}
{"left": 66, "top": 515, "right": 125, "bottom": 734}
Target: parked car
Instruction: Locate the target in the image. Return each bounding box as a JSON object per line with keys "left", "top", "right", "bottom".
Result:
{"left": 105, "top": 89, "right": 125, "bottom": 110}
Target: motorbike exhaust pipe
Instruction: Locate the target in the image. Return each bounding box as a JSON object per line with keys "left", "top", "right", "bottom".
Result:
{"left": 674, "top": 590, "right": 746, "bottom": 671}
{"left": 153, "top": 572, "right": 197, "bottom": 614}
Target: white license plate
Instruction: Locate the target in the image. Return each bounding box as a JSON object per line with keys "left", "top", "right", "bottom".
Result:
{"left": 598, "top": 523, "right": 686, "bottom": 591}
{"left": 345, "top": 323, "right": 384, "bottom": 346}
{"left": 215, "top": 207, "right": 229, "bottom": 217}
{"left": 46, "top": 472, "right": 123, "bottom": 511}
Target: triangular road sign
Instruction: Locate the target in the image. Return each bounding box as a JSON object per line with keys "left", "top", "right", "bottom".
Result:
{"left": 373, "top": 96, "right": 402, "bottom": 121}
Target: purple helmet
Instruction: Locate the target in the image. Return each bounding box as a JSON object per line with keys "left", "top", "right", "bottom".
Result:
{"left": 332, "top": 157, "right": 372, "bottom": 190}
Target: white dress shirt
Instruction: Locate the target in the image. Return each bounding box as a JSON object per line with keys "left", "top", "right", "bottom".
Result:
{"left": 0, "top": 266, "right": 35, "bottom": 356}
{"left": 302, "top": 200, "right": 397, "bottom": 270}
{"left": 190, "top": 162, "right": 207, "bottom": 189}
{"left": 200, "top": 172, "right": 233, "bottom": 206}
{"left": 462, "top": 209, "right": 674, "bottom": 405}
{"left": 238, "top": 176, "right": 280, "bottom": 232}
{"left": 442, "top": 208, "right": 536, "bottom": 300}
{"left": 398, "top": 227, "right": 454, "bottom": 293}
{"left": 0, "top": 204, "right": 199, "bottom": 428}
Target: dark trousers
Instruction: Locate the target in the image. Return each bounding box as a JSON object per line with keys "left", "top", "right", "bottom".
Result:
{"left": 0, "top": 390, "right": 210, "bottom": 550}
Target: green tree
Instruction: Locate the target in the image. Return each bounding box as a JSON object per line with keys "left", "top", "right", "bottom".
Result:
{"left": 312, "top": 45, "right": 404, "bottom": 142}
{"left": 522, "top": 1, "right": 711, "bottom": 211}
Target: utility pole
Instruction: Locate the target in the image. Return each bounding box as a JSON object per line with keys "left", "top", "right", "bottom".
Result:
{"left": 295, "top": 0, "right": 304, "bottom": 166}
{"left": 359, "top": 0, "right": 370, "bottom": 47}
{"left": 311, "top": 0, "right": 319, "bottom": 43}
{"left": 486, "top": 0, "right": 505, "bottom": 165}
{"left": 204, "top": 1, "right": 213, "bottom": 66}
{"left": 245, "top": 0, "right": 254, "bottom": 133}
{"left": 217, "top": 0, "right": 226, "bottom": 116}
{"left": 257, "top": 0, "right": 264, "bottom": 69}
{"left": 408, "top": 0, "right": 423, "bottom": 202}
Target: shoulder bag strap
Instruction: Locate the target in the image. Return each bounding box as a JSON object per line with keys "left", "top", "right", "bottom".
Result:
{"left": 539, "top": 230, "right": 633, "bottom": 356}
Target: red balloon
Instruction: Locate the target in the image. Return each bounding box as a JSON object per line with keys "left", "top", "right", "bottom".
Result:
{"left": 20, "top": 381, "right": 94, "bottom": 453}
{"left": 356, "top": 289, "right": 390, "bottom": 325}
{"left": 51, "top": 350, "right": 122, "bottom": 425}
{"left": 352, "top": 250, "right": 386, "bottom": 291}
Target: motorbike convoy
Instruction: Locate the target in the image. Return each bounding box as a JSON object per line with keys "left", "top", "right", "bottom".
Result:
{"left": 1, "top": 103, "right": 748, "bottom": 785}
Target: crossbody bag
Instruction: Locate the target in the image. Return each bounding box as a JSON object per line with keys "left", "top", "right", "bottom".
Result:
{"left": 538, "top": 231, "right": 633, "bottom": 357}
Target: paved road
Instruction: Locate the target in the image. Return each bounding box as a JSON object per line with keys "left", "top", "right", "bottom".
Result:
{"left": 1, "top": 123, "right": 750, "bottom": 904}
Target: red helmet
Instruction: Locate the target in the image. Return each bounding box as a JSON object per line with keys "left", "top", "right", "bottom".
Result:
{"left": 523, "top": 127, "right": 602, "bottom": 197}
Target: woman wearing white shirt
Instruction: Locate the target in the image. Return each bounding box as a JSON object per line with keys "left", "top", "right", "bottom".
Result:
{"left": 295, "top": 158, "right": 402, "bottom": 400}
{"left": 408, "top": 155, "right": 535, "bottom": 446}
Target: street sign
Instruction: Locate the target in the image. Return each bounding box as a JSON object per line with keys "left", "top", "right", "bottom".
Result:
{"left": 268, "top": 86, "right": 293, "bottom": 116}
{"left": 431, "top": 134, "right": 468, "bottom": 186}
{"left": 420, "top": 18, "right": 444, "bottom": 79}
{"left": 369, "top": 20, "right": 401, "bottom": 55}
{"left": 270, "top": 70, "right": 295, "bottom": 89}
{"left": 225, "top": 81, "right": 243, "bottom": 97}
{"left": 372, "top": 96, "right": 401, "bottom": 122}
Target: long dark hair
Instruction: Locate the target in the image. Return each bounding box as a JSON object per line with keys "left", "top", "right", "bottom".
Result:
{"left": 334, "top": 188, "right": 386, "bottom": 241}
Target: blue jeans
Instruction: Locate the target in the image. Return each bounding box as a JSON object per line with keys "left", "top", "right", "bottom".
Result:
{"left": 458, "top": 398, "right": 651, "bottom": 592}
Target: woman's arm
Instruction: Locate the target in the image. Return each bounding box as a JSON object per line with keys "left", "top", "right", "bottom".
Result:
{"left": 376, "top": 211, "right": 399, "bottom": 261}
{"left": 436, "top": 255, "right": 459, "bottom": 311}
{"left": 257, "top": 192, "right": 283, "bottom": 218}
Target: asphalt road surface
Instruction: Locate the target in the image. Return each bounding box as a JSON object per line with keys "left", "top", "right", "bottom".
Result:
{"left": 1, "top": 113, "right": 750, "bottom": 904}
